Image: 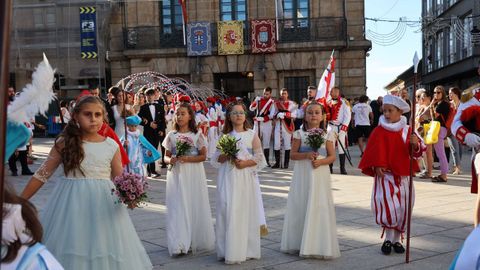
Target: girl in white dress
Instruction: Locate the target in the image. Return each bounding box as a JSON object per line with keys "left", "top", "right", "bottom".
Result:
{"left": 211, "top": 101, "right": 267, "bottom": 264}
{"left": 162, "top": 103, "right": 215, "bottom": 256}
{"left": 21, "top": 96, "right": 152, "bottom": 270}
{"left": 111, "top": 88, "right": 134, "bottom": 139}
{"left": 281, "top": 101, "right": 341, "bottom": 259}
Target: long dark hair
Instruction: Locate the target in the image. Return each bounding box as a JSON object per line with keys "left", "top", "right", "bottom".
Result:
{"left": 302, "top": 101, "right": 325, "bottom": 131}
{"left": 222, "top": 101, "right": 252, "bottom": 134}
{"left": 2, "top": 184, "right": 43, "bottom": 263}
{"left": 173, "top": 102, "right": 198, "bottom": 133}
{"left": 55, "top": 96, "right": 107, "bottom": 176}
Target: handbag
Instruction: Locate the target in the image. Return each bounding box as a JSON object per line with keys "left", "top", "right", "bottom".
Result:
{"left": 423, "top": 120, "right": 441, "bottom": 144}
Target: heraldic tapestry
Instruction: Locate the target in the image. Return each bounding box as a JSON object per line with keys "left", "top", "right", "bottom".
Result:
{"left": 218, "top": 21, "right": 244, "bottom": 55}
{"left": 187, "top": 22, "right": 212, "bottom": 56}
{"left": 251, "top": 20, "right": 276, "bottom": 53}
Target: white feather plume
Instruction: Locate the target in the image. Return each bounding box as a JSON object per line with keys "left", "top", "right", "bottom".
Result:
{"left": 8, "top": 53, "right": 56, "bottom": 124}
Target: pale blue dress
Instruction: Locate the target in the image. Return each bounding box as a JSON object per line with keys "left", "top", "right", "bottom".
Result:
{"left": 34, "top": 138, "right": 152, "bottom": 269}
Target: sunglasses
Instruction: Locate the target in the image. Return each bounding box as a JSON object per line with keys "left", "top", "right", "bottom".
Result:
{"left": 434, "top": 91, "right": 442, "bottom": 94}
{"left": 230, "top": 111, "right": 246, "bottom": 116}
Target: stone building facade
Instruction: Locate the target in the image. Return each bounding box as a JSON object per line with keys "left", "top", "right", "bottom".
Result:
{"left": 108, "top": 0, "right": 371, "bottom": 101}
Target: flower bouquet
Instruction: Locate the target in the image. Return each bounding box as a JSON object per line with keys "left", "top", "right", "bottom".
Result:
{"left": 216, "top": 134, "right": 241, "bottom": 163}
{"left": 169, "top": 134, "right": 194, "bottom": 171}
{"left": 112, "top": 172, "right": 148, "bottom": 209}
{"left": 305, "top": 128, "right": 325, "bottom": 157}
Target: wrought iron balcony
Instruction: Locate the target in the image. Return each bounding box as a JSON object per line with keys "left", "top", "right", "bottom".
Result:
{"left": 123, "top": 17, "right": 346, "bottom": 50}
{"left": 277, "top": 17, "right": 346, "bottom": 43}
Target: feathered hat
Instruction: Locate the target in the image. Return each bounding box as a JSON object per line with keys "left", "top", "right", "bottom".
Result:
{"left": 5, "top": 54, "right": 56, "bottom": 161}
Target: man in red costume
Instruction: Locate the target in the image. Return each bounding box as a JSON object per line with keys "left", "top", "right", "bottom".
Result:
{"left": 325, "top": 87, "right": 351, "bottom": 175}
{"left": 272, "top": 88, "right": 296, "bottom": 169}
{"left": 359, "top": 94, "right": 423, "bottom": 255}
{"left": 451, "top": 83, "right": 480, "bottom": 226}
{"left": 249, "top": 87, "right": 275, "bottom": 166}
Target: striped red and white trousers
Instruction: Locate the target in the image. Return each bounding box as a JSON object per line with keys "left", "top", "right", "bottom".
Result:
{"left": 371, "top": 173, "right": 415, "bottom": 233}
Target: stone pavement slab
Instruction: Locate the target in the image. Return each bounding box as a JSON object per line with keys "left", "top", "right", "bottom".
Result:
{"left": 6, "top": 138, "right": 477, "bottom": 269}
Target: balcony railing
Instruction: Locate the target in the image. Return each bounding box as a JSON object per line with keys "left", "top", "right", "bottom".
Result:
{"left": 123, "top": 17, "right": 346, "bottom": 50}
{"left": 277, "top": 17, "right": 346, "bottom": 43}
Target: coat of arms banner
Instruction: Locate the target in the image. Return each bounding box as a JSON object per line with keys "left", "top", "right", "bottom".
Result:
{"left": 187, "top": 22, "right": 212, "bottom": 56}
{"left": 217, "top": 21, "right": 244, "bottom": 55}
{"left": 251, "top": 20, "right": 276, "bottom": 53}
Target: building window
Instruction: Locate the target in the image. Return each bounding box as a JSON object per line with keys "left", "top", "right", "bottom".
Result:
{"left": 284, "top": 76, "right": 309, "bottom": 104}
{"left": 425, "top": 0, "right": 433, "bottom": 16}
{"left": 426, "top": 38, "right": 433, "bottom": 72}
{"left": 448, "top": 26, "right": 456, "bottom": 64}
{"left": 220, "top": 0, "right": 247, "bottom": 21}
{"left": 161, "top": 0, "right": 183, "bottom": 35}
{"left": 282, "top": 0, "right": 309, "bottom": 28}
{"left": 33, "top": 7, "right": 56, "bottom": 29}
{"left": 463, "top": 15, "right": 473, "bottom": 58}
{"left": 436, "top": 31, "right": 444, "bottom": 69}
{"left": 435, "top": 0, "right": 444, "bottom": 16}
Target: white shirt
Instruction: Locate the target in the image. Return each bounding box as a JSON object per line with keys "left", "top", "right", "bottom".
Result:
{"left": 352, "top": 103, "right": 372, "bottom": 126}
{"left": 148, "top": 103, "right": 156, "bottom": 121}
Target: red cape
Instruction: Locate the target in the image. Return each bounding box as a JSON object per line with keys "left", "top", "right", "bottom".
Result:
{"left": 98, "top": 123, "right": 129, "bottom": 167}
{"left": 358, "top": 125, "right": 420, "bottom": 177}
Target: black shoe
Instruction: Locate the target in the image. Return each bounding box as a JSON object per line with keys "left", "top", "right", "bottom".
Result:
{"left": 263, "top": 149, "right": 271, "bottom": 167}
{"left": 392, "top": 242, "right": 405, "bottom": 253}
{"left": 273, "top": 150, "right": 281, "bottom": 169}
{"left": 340, "top": 169, "right": 348, "bottom": 175}
{"left": 381, "top": 240, "right": 392, "bottom": 255}
{"left": 11, "top": 171, "right": 18, "bottom": 176}
{"left": 21, "top": 171, "right": 34, "bottom": 176}
{"left": 147, "top": 172, "right": 152, "bottom": 177}
{"left": 284, "top": 150, "right": 290, "bottom": 169}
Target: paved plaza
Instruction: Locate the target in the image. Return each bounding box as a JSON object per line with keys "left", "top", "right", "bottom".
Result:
{"left": 8, "top": 138, "right": 476, "bottom": 270}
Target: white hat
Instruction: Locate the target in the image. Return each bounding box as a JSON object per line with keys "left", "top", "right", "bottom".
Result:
{"left": 383, "top": 94, "right": 410, "bottom": 113}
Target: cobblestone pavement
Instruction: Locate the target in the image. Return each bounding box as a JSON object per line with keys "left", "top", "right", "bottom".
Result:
{"left": 8, "top": 138, "right": 476, "bottom": 269}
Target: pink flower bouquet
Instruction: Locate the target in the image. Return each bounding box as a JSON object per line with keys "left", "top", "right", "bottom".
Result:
{"left": 112, "top": 172, "right": 148, "bottom": 209}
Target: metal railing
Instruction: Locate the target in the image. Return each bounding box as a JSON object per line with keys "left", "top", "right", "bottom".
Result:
{"left": 123, "top": 17, "right": 346, "bottom": 50}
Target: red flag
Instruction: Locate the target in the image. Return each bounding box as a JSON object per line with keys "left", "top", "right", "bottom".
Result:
{"left": 316, "top": 50, "right": 336, "bottom": 100}
{"left": 178, "top": 0, "right": 188, "bottom": 24}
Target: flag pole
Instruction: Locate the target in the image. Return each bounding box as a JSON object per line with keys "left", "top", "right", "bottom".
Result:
{"left": 275, "top": 0, "right": 280, "bottom": 41}
{"left": 0, "top": 0, "right": 13, "bottom": 243}
{"left": 406, "top": 51, "right": 420, "bottom": 263}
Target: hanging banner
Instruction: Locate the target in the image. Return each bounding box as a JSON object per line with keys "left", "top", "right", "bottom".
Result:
{"left": 80, "top": 6, "right": 97, "bottom": 59}
{"left": 187, "top": 22, "right": 212, "bottom": 56}
{"left": 251, "top": 19, "right": 276, "bottom": 53}
{"left": 218, "top": 21, "right": 244, "bottom": 55}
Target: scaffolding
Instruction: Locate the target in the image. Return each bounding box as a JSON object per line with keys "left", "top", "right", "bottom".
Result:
{"left": 9, "top": 0, "right": 117, "bottom": 97}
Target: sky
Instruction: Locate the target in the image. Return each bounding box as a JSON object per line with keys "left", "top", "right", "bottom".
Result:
{"left": 365, "top": 0, "right": 422, "bottom": 99}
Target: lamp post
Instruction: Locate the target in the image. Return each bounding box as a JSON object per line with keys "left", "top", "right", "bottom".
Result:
{"left": 0, "top": 0, "right": 13, "bottom": 245}
{"left": 406, "top": 51, "right": 420, "bottom": 263}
